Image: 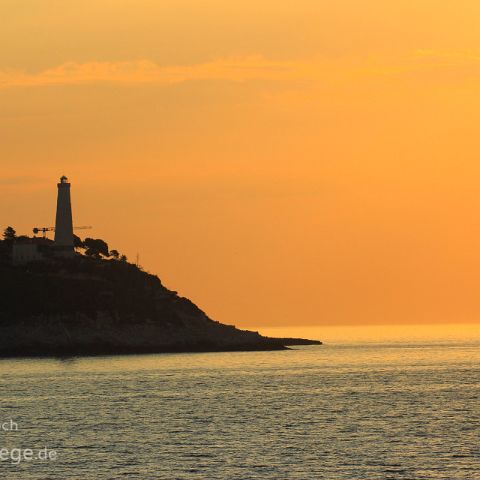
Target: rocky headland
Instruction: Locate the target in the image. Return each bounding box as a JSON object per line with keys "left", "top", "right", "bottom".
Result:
{"left": 0, "top": 241, "right": 321, "bottom": 357}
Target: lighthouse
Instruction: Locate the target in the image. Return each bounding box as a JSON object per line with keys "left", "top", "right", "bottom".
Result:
{"left": 54, "top": 175, "right": 74, "bottom": 255}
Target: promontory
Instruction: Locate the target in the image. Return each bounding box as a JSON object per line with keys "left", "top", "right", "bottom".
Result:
{"left": 0, "top": 233, "right": 321, "bottom": 357}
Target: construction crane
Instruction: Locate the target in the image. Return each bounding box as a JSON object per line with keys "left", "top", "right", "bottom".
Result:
{"left": 32, "top": 226, "right": 92, "bottom": 238}
{"left": 32, "top": 227, "right": 54, "bottom": 238}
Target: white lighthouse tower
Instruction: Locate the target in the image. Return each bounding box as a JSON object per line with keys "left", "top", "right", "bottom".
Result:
{"left": 54, "top": 175, "right": 74, "bottom": 255}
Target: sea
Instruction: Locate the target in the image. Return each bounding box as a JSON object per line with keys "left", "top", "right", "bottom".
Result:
{"left": 0, "top": 324, "right": 479, "bottom": 479}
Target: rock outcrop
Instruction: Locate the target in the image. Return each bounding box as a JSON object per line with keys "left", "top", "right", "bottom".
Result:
{"left": 0, "top": 253, "right": 321, "bottom": 357}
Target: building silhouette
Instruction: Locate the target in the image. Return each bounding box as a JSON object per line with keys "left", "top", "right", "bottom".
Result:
{"left": 54, "top": 175, "right": 74, "bottom": 256}
{"left": 12, "top": 175, "right": 76, "bottom": 264}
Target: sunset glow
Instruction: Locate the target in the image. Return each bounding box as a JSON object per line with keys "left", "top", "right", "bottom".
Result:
{"left": 2, "top": 1, "right": 480, "bottom": 330}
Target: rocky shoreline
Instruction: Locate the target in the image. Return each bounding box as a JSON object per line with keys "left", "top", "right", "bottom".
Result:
{"left": 0, "top": 342, "right": 322, "bottom": 359}
{"left": 0, "top": 314, "right": 321, "bottom": 358}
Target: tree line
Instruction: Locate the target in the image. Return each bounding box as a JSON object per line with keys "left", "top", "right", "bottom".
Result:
{"left": 2, "top": 226, "right": 127, "bottom": 262}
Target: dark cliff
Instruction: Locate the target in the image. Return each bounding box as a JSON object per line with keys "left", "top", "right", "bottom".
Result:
{"left": 0, "top": 251, "right": 321, "bottom": 357}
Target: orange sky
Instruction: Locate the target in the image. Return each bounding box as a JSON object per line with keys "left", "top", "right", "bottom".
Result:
{"left": 2, "top": 1, "right": 480, "bottom": 329}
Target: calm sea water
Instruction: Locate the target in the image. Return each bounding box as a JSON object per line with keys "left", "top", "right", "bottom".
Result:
{"left": 0, "top": 341, "right": 479, "bottom": 479}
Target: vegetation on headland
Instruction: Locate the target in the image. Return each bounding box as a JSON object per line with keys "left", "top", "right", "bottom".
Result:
{"left": 0, "top": 227, "right": 321, "bottom": 357}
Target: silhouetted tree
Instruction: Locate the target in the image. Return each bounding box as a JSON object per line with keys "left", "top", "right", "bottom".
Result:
{"left": 3, "top": 226, "right": 16, "bottom": 241}
{"left": 120, "top": 255, "right": 128, "bottom": 262}
{"left": 73, "top": 235, "right": 84, "bottom": 250}
{"left": 110, "top": 249, "right": 120, "bottom": 259}
{"left": 84, "top": 238, "right": 109, "bottom": 258}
